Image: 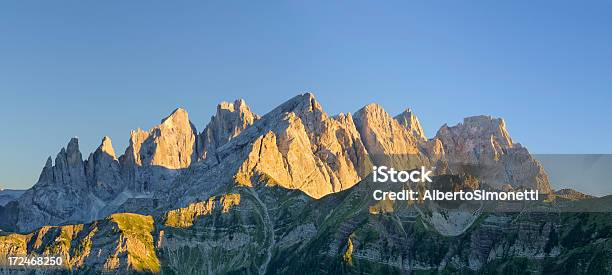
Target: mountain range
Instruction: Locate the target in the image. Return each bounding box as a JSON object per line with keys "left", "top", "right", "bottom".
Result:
{"left": 0, "top": 93, "right": 609, "bottom": 274}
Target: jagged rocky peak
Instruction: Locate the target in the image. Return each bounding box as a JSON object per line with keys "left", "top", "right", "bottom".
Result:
{"left": 394, "top": 108, "right": 427, "bottom": 140}
{"left": 218, "top": 98, "right": 250, "bottom": 113}
{"left": 39, "top": 136, "right": 116, "bottom": 188}
{"left": 161, "top": 107, "right": 190, "bottom": 127}
{"left": 261, "top": 93, "right": 327, "bottom": 133}
{"left": 435, "top": 115, "right": 551, "bottom": 193}
{"left": 66, "top": 137, "right": 82, "bottom": 159}
{"left": 121, "top": 108, "right": 198, "bottom": 170}
{"left": 86, "top": 136, "right": 124, "bottom": 200}
{"left": 99, "top": 136, "right": 116, "bottom": 159}
{"left": 198, "top": 99, "right": 259, "bottom": 160}
{"left": 271, "top": 92, "right": 323, "bottom": 115}
{"left": 436, "top": 115, "right": 514, "bottom": 163}
{"left": 37, "top": 137, "right": 85, "bottom": 187}
{"left": 37, "top": 156, "right": 54, "bottom": 183}
{"left": 439, "top": 115, "right": 513, "bottom": 149}
{"left": 4, "top": 137, "right": 95, "bottom": 232}
{"left": 87, "top": 136, "right": 117, "bottom": 167}
{"left": 353, "top": 103, "right": 426, "bottom": 168}
{"left": 231, "top": 93, "right": 371, "bottom": 199}
{"left": 42, "top": 137, "right": 87, "bottom": 187}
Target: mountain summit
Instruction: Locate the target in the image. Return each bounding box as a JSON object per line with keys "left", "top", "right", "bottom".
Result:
{"left": 436, "top": 115, "right": 551, "bottom": 193}
{"left": 394, "top": 108, "right": 427, "bottom": 140}
{"left": 197, "top": 99, "right": 259, "bottom": 162}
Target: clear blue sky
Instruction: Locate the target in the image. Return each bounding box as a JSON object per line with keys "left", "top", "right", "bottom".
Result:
{"left": 0, "top": 1, "right": 610, "bottom": 190}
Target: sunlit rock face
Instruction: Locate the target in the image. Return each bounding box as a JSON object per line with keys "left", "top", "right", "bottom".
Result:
{"left": 169, "top": 93, "right": 372, "bottom": 201}
{"left": 0, "top": 213, "right": 161, "bottom": 273}
{"left": 353, "top": 103, "right": 431, "bottom": 170}
{"left": 235, "top": 94, "right": 374, "bottom": 198}
{"left": 119, "top": 108, "right": 198, "bottom": 192}
{"left": 120, "top": 108, "right": 197, "bottom": 170}
{"left": 394, "top": 108, "right": 427, "bottom": 141}
{"left": 435, "top": 115, "right": 552, "bottom": 193}
{"left": 197, "top": 99, "right": 259, "bottom": 162}
{"left": 393, "top": 108, "right": 448, "bottom": 165}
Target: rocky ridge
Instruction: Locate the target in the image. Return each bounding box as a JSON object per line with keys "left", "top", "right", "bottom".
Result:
{"left": 394, "top": 108, "right": 427, "bottom": 140}
{"left": 197, "top": 99, "right": 259, "bottom": 162}
{"left": 1, "top": 93, "right": 552, "bottom": 233}
{"left": 119, "top": 108, "right": 198, "bottom": 193}
{"left": 2, "top": 92, "right": 605, "bottom": 274}
{"left": 233, "top": 94, "right": 372, "bottom": 198}
{"left": 435, "top": 115, "right": 552, "bottom": 193}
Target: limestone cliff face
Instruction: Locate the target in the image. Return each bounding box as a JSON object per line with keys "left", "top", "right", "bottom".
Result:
{"left": 121, "top": 108, "right": 197, "bottom": 170}
{"left": 119, "top": 108, "right": 198, "bottom": 192}
{"left": 437, "top": 116, "right": 513, "bottom": 164}
{"left": 353, "top": 103, "right": 429, "bottom": 169}
{"left": 159, "top": 93, "right": 370, "bottom": 205}
{"left": 57, "top": 138, "right": 88, "bottom": 189}
{"left": 422, "top": 137, "right": 446, "bottom": 165}
{"left": 435, "top": 115, "right": 552, "bottom": 193}
{"left": 233, "top": 93, "right": 371, "bottom": 198}
{"left": 393, "top": 108, "right": 447, "bottom": 165}
{"left": 197, "top": 99, "right": 259, "bottom": 162}
{"left": 85, "top": 137, "right": 125, "bottom": 201}
{"left": 394, "top": 108, "right": 427, "bottom": 140}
